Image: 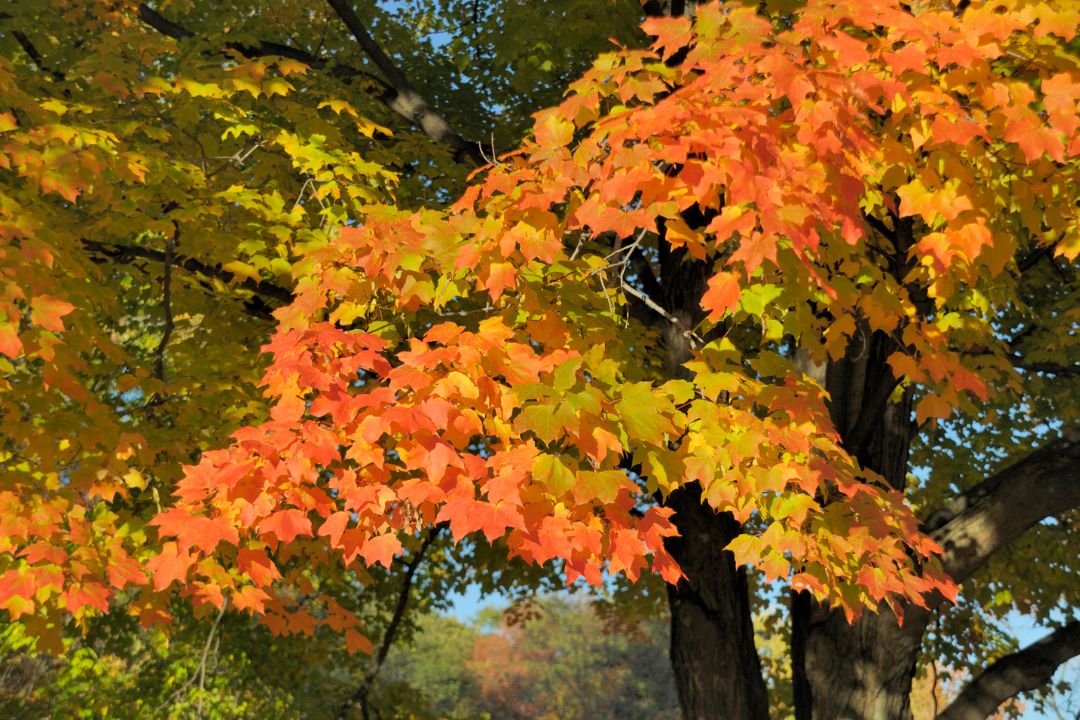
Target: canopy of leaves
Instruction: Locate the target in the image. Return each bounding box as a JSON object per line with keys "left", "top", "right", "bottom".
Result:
{"left": 0, "top": 3, "right": 1077, "bottom": 714}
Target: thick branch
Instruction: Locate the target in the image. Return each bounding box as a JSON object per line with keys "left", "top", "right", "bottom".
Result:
{"left": 136, "top": 3, "right": 193, "bottom": 40}
{"left": 137, "top": 3, "right": 384, "bottom": 86}
{"left": 81, "top": 239, "right": 294, "bottom": 305}
{"left": 11, "top": 30, "right": 66, "bottom": 82}
{"left": 324, "top": 0, "right": 483, "bottom": 167}
{"left": 924, "top": 433, "right": 1080, "bottom": 585}
{"left": 936, "top": 621, "right": 1080, "bottom": 720}
{"left": 1010, "top": 358, "right": 1080, "bottom": 377}
{"left": 138, "top": 3, "right": 479, "bottom": 166}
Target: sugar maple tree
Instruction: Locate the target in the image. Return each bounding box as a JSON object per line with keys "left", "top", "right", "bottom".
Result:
{"left": 1, "top": 0, "right": 1079, "bottom": 718}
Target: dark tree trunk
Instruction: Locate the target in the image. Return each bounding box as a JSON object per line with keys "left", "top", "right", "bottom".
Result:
{"left": 791, "top": 327, "right": 928, "bottom": 720}
{"left": 665, "top": 487, "right": 772, "bottom": 720}
{"left": 654, "top": 217, "right": 770, "bottom": 718}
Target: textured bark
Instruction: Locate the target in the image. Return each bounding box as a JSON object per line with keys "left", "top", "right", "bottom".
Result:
{"left": 793, "top": 599, "right": 928, "bottom": 720}
{"left": 665, "top": 487, "right": 771, "bottom": 720}
{"left": 652, "top": 206, "right": 768, "bottom": 718}
{"left": 928, "top": 433, "right": 1080, "bottom": 584}
{"left": 791, "top": 320, "right": 1080, "bottom": 720}
{"left": 660, "top": 253, "right": 770, "bottom": 718}
{"left": 792, "top": 327, "right": 928, "bottom": 720}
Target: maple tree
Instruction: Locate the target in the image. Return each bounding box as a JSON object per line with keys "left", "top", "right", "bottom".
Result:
{"left": 1, "top": 0, "right": 1079, "bottom": 718}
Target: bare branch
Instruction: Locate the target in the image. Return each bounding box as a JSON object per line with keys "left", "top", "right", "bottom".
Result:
{"left": 324, "top": 0, "right": 484, "bottom": 167}
{"left": 10, "top": 29, "right": 66, "bottom": 82}
{"left": 337, "top": 526, "right": 443, "bottom": 720}
{"left": 620, "top": 279, "right": 704, "bottom": 349}
{"left": 196, "top": 598, "right": 229, "bottom": 717}
{"left": 924, "top": 433, "right": 1080, "bottom": 585}
{"left": 81, "top": 238, "right": 294, "bottom": 306}
{"left": 138, "top": 3, "right": 482, "bottom": 166}
{"left": 1010, "top": 359, "right": 1080, "bottom": 377}
{"left": 153, "top": 223, "right": 177, "bottom": 381}
{"left": 136, "top": 3, "right": 194, "bottom": 40}
{"left": 137, "top": 3, "right": 384, "bottom": 85}
{"left": 937, "top": 621, "right": 1080, "bottom": 720}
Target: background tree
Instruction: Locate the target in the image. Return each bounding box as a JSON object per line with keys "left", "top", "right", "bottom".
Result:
{"left": 0, "top": 1, "right": 1078, "bottom": 720}
{"left": 379, "top": 596, "right": 680, "bottom": 720}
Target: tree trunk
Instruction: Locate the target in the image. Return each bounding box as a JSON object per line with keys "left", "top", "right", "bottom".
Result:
{"left": 652, "top": 216, "right": 770, "bottom": 718}
{"left": 793, "top": 598, "right": 928, "bottom": 720}
{"left": 665, "top": 487, "right": 772, "bottom": 720}
{"left": 791, "top": 328, "right": 928, "bottom": 720}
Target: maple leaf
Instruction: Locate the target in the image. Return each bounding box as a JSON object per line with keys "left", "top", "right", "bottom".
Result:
{"left": 150, "top": 508, "right": 239, "bottom": 554}
{"left": 0, "top": 323, "right": 22, "bottom": 358}
{"left": 345, "top": 628, "right": 374, "bottom": 655}
{"left": 317, "top": 510, "right": 351, "bottom": 547}
{"left": 146, "top": 543, "right": 194, "bottom": 591}
{"left": 358, "top": 534, "right": 402, "bottom": 568}
{"left": 701, "top": 271, "right": 741, "bottom": 322}
{"left": 258, "top": 509, "right": 314, "bottom": 544}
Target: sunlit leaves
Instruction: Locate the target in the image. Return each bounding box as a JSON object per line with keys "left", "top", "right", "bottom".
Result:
{"left": 1, "top": 0, "right": 1076, "bottom": 657}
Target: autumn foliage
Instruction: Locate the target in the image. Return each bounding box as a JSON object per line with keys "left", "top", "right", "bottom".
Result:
{"left": 1, "top": 0, "right": 1078, "bottom": 662}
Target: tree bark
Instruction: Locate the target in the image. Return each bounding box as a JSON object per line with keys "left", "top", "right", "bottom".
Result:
{"left": 791, "top": 327, "right": 931, "bottom": 720}
{"left": 665, "top": 487, "right": 772, "bottom": 720}
{"left": 647, "top": 206, "right": 769, "bottom": 718}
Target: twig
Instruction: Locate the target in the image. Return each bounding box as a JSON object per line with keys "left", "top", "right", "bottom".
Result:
{"left": 619, "top": 279, "right": 704, "bottom": 349}
{"left": 293, "top": 177, "right": 313, "bottom": 209}
{"left": 619, "top": 229, "right": 648, "bottom": 283}
{"left": 337, "top": 526, "right": 444, "bottom": 720}
{"left": 153, "top": 223, "right": 178, "bottom": 381}
{"left": 598, "top": 272, "right": 616, "bottom": 316}
{"left": 195, "top": 598, "right": 229, "bottom": 719}
{"left": 153, "top": 597, "right": 229, "bottom": 715}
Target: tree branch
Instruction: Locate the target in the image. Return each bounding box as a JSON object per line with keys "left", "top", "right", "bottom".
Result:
{"left": 81, "top": 239, "right": 294, "bottom": 306}
{"left": 1010, "top": 359, "right": 1080, "bottom": 377}
{"left": 620, "top": 279, "right": 704, "bottom": 349}
{"left": 924, "top": 433, "right": 1080, "bottom": 585}
{"left": 137, "top": 3, "right": 482, "bottom": 167}
{"left": 136, "top": 3, "right": 193, "bottom": 40}
{"left": 337, "top": 526, "right": 443, "bottom": 720}
{"left": 137, "top": 3, "right": 385, "bottom": 86}
{"left": 324, "top": 0, "right": 483, "bottom": 167}
{"left": 153, "top": 224, "right": 177, "bottom": 381}
{"left": 936, "top": 621, "right": 1080, "bottom": 720}
{"left": 863, "top": 213, "right": 897, "bottom": 243}
{"left": 10, "top": 29, "right": 66, "bottom": 82}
